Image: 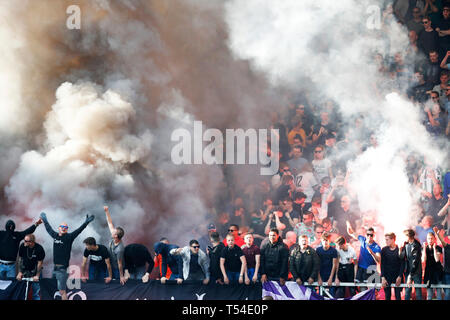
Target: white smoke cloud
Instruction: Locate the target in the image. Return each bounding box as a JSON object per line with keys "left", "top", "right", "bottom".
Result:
{"left": 225, "top": 0, "right": 449, "bottom": 243}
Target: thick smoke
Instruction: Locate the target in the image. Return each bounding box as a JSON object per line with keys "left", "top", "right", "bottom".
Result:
{"left": 225, "top": 0, "right": 449, "bottom": 239}
{"left": 1, "top": 0, "right": 448, "bottom": 276}
{"left": 0, "top": 0, "right": 278, "bottom": 274}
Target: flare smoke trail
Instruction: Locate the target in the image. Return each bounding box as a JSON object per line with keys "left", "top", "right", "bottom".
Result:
{"left": 0, "top": 0, "right": 278, "bottom": 273}
{"left": 225, "top": 0, "right": 449, "bottom": 239}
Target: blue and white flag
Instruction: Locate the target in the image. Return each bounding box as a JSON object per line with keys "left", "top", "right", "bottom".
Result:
{"left": 262, "top": 281, "right": 376, "bottom": 300}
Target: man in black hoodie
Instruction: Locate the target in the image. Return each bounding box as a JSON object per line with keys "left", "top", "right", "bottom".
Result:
{"left": 260, "top": 228, "right": 289, "bottom": 286}
{"left": 0, "top": 218, "right": 42, "bottom": 279}
{"left": 40, "top": 212, "right": 94, "bottom": 300}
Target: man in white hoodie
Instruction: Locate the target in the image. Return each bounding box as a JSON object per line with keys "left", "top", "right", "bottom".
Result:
{"left": 170, "top": 239, "right": 210, "bottom": 284}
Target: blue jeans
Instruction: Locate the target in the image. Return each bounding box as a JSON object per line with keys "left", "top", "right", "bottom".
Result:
{"left": 405, "top": 274, "right": 423, "bottom": 300}
{"left": 128, "top": 266, "right": 146, "bottom": 280}
{"left": 427, "top": 283, "right": 443, "bottom": 300}
{"left": 112, "top": 268, "right": 120, "bottom": 280}
{"left": 0, "top": 264, "right": 15, "bottom": 279}
{"left": 445, "top": 273, "right": 450, "bottom": 301}
{"left": 226, "top": 271, "right": 241, "bottom": 283}
{"left": 30, "top": 281, "right": 41, "bottom": 300}
{"left": 168, "top": 273, "right": 181, "bottom": 280}
{"left": 88, "top": 264, "right": 108, "bottom": 281}
{"left": 247, "top": 268, "right": 256, "bottom": 281}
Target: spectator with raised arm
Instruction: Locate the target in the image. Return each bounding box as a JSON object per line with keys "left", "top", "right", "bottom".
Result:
{"left": 434, "top": 226, "right": 450, "bottom": 300}
{"left": 170, "top": 240, "right": 210, "bottom": 284}
{"left": 40, "top": 212, "right": 94, "bottom": 300}
{"left": 103, "top": 206, "right": 125, "bottom": 284}
{"left": 0, "top": 218, "right": 42, "bottom": 280}
{"left": 347, "top": 222, "right": 381, "bottom": 288}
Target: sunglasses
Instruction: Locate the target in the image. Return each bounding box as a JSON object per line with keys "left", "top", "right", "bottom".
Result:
{"left": 228, "top": 229, "right": 237, "bottom": 232}
{"left": 59, "top": 225, "right": 69, "bottom": 230}
{"left": 422, "top": 20, "right": 429, "bottom": 24}
{"left": 367, "top": 233, "right": 374, "bottom": 237}
{"left": 191, "top": 245, "right": 200, "bottom": 249}
{"left": 314, "top": 150, "right": 322, "bottom": 153}
{"left": 24, "top": 240, "right": 33, "bottom": 243}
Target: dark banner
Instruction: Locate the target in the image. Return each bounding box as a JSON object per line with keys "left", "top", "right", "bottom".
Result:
{"left": 36, "top": 279, "right": 262, "bottom": 300}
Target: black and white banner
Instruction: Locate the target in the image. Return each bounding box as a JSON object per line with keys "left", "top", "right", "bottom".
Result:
{"left": 33, "top": 279, "right": 263, "bottom": 300}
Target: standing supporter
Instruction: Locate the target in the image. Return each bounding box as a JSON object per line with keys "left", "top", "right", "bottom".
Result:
{"left": 422, "top": 232, "right": 444, "bottom": 300}
{"left": 293, "top": 211, "right": 315, "bottom": 243}
{"left": 400, "top": 229, "right": 423, "bottom": 300}
{"left": 335, "top": 236, "right": 358, "bottom": 298}
{"left": 347, "top": 223, "right": 381, "bottom": 287}
{"left": 289, "top": 235, "right": 320, "bottom": 286}
{"left": 434, "top": 226, "right": 450, "bottom": 300}
{"left": 380, "top": 233, "right": 404, "bottom": 300}
{"left": 242, "top": 233, "right": 260, "bottom": 283}
{"left": 260, "top": 228, "right": 289, "bottom": 285}
{"left": 220, "top": 233, "right": 248, "bottom": 284}
{"left": 316, "top": 232, "right": 339, "bottom": 296}
{"left": 104, "top": 206, "right": 125, "bottom": 284}
{"left": 0, "top": 218, "right": 42, "bottom": 279}
{"left": 16, "top": 234, "right": 45, "bottom": 300}
{"left": 207, "top": 232, "right": 225, "bottom": 284}
{"left": 40, "top": 212, "right": 94, "bottom": 300}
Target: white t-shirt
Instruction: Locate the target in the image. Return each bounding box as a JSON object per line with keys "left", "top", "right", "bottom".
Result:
{"left": 295, "top": 172, "right": 318, "bottom": 202}
{"left": 337, "top": 246, "right": 357, "bottom": 265}
{"left": 312, "top": 159, "right": 332, "bottom": 182}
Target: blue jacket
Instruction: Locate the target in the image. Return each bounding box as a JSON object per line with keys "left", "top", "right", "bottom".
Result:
{"left": 154, "top": 242, "right": 182, "bottom": 277}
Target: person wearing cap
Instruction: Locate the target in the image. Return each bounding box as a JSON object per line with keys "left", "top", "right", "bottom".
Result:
{"left": 0, "top": 218, "right": 42, "bottom": 280}
{"left": 198, "top": 223, "right": 217, "bottom": 251}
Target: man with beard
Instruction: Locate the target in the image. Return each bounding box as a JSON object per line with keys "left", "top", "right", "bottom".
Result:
{"left": 0, "top": 218, "right": 42, "bottom": 279}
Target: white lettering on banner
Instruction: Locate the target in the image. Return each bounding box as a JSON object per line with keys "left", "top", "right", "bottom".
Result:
{"left": 54, "top": 290, "right": 87, "bottom": 300}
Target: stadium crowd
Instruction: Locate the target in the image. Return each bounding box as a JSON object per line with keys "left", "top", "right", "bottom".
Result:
{"left": 1, "top": 0, "right": 450, "bottom": 301}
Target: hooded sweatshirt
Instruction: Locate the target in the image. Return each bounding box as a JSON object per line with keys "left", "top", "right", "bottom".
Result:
{"left": 0, "top": 220, "right": 37, "bottom": 262}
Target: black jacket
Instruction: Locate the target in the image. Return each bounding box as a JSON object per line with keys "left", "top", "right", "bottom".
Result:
{"left": 260, "top": 237, "right": 289, "bottom": 279}
{"left": 289, "top": 245, "right": 320, "bottom": 282}
{"left": 0, "top": 224, "right": 37, "bottom": 261}
{"left": 399, "top": 239, "right": 422, "bottom": 277}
